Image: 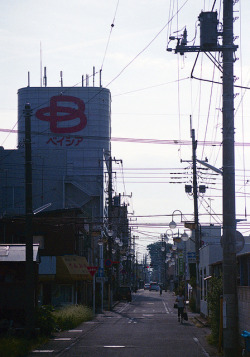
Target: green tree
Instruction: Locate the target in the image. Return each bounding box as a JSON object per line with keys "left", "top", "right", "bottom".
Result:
{"left": 207, "top": 276, "right": 223, "bottom": 346}
{"left": 147, "top": 241, "right": 172, "bottom": 266}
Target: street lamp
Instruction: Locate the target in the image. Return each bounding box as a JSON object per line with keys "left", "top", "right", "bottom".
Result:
{"left": 114, "top": 236, "right": 120, "bottom": 244}
{"left": 166, "top": 229, "right": 173, "bottom": 239}
{"left": 169, "top": 220, "right": 177, "bottom": 229}
{"left": 107, "top": 230, "right": 113, "bottom": 237}
{"left": 181, "top": 231, "right": 189, "bottom": 242}
{"left": 98, "top": 238, "right": 103, "bottom": 246}
{"left": 169, "top": 209, "right": 185, "bottom": 229}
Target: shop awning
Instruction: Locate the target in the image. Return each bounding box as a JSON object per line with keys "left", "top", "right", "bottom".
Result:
{"left": 56, "top": 255, "right": 92, "bottom": 281}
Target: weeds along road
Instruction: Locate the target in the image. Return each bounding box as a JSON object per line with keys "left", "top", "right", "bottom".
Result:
{"left": 29, "top": 291, "right": 220, "bottom": 357}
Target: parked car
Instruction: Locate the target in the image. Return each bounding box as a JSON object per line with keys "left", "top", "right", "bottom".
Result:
{"left": 144, "top": 283, "right": 150, "bottom": 290}
{"left": 117, "top": 286, "right": 132, "bottom": 302}
{"left": 149, "top": 282, "right": 159, "bottom": 291}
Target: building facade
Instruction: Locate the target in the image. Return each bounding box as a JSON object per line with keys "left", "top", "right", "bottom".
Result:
{"left": 0, "top": 85, "right": 112, "bottom": 310}
{"left": 0, "top": 86, "right": 111, "bottom": 218}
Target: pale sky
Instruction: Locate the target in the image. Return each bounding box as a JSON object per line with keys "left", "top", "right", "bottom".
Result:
{"left": 1, "top": 0, "right": 250, "bottom": 259}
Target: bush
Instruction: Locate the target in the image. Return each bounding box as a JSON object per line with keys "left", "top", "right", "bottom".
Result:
{"left": 0, "top": 305, "right": 93, "bottom": 357}
{"left": 0, "top": 337, "right": 28, "bottom": 357}
{"left": 35, "top": 304, "right": 93, "bottom": 335}
{"left": 0, "top": 336, "right": 47, "bottom": 357}
{"left": 53, "top": 305, "right": 93, "bottom": 331}
{"left": 35, "top": 305, "right": 56, "bottom": 336}
{"left": 207, "top": 276, "right": 223, "bottom": 346}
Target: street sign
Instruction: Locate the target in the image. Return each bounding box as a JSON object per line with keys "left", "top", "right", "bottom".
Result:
{"left": 184, "top": 221, "right": 196, "bottom": 230}
{"left": 96, "top": 277, "right": 108, "bottom": 283}
{"left": 235, "top": 231, "right": 245, "bottom": 253}
{"left": 187, "top": 252, "right": 196, "bottom": 262}
{"left": 104, "top": 259, "right": 112, "bottom": 267}
{"left": 220, "top": 230, "right": 245, "bottom": 253}
{"left": 97, "top": 267, "right": 104, "bottom": 277}
{"left": 87, "top": 266, "right": 98, "bottom": 277}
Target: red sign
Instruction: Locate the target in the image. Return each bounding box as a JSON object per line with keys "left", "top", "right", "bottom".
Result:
{"left": 87, "top": 266, "right": 98, "bottom": 277}
{"left": 104, "top": 259, "right": 112, "bottom": 268}
{"left": 36, "top": 95, "right": 87, "bottom": 134}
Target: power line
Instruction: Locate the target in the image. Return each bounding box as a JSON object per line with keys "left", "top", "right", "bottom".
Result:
{"left": 100, "top": 0, "right": 120, "bottom": 71}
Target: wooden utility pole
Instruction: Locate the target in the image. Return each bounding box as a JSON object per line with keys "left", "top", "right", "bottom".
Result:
{"left": 24, "top": 103, "right": 35, "bottom": 336}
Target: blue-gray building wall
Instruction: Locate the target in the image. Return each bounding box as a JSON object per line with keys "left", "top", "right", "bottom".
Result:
{"left": 0, "top": 86, "right": 111, "bottom": 218}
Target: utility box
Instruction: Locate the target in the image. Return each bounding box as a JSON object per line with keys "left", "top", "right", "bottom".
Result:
{"left": 199, "top": 11, "right": 218, "bottom": 49}
{"left": 185, "top": 185, "right": 192, "bottom": 193}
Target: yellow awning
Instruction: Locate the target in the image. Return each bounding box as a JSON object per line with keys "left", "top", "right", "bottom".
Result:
{"left": 39, "top": 274, "right": 56, "bottom": 281}
{"left": 56, "top": 255, "right": 92, "bottom": 281}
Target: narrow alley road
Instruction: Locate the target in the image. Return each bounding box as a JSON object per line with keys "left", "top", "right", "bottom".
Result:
{"left": 28, "top": 291, "right": 219, "bottom": 357}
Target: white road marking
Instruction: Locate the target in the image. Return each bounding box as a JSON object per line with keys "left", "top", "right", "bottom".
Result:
{"left": 68, "top": 329, "right": 82, "bottom": 333}
{"left": 117, "top": 303, "right": 130, "bottom": 313}
{"left": 193, "top": 337, "right": 210, "bottom": 356}
{"left": 33, "top": 350, "right": 54, "bottom": 353}
{"left": 163, "top": 300, "right": 170, "bottom": 314}
{"left": 52, "top": 338, "right": 71, "bottom": 341}
{"left": 104, "top": 346, "right": 126, "bottom": 348}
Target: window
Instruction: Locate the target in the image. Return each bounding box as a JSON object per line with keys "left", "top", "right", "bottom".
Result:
{"left": 60, "top": 285, "right": 72, "bottom": 304}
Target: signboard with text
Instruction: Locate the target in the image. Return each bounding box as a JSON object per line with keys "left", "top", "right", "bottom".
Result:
{"left": 18, "top": 87, "right": 111, "bottom": 150}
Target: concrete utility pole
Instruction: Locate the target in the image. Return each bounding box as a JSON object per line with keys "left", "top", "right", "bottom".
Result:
{"left": 168, "top": 1, "right": 238, "bottom": 354}
{"left": 191, "top": 129, "right": 200, "bottom": 313}
{"left": 107, "top": 155, "right": 123, "bottom": 310}
{"left": 222, "top": 1, "right": 238, "bottom": 355}
{"left": 24, "top": 103, "right": 35, "bottom": 336}
{"left": 107, "top": 155, "right": 113, "bottom": 310}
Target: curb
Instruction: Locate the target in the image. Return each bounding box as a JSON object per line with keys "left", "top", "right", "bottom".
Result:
{"left": 193, "top": 315, "right": 210, "bottom": 327}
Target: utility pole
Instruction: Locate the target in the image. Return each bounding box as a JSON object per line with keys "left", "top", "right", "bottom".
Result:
{"left": 191, "top": 128, "right": 200, "bottom": 313}
{"left": 24, "top": 103, "right": 35, "bottom": 336}
{"left": 107, "top": 155, "right": 122, "bottom": 310}
{"left": 222, "top": 1, "right": 238, "bottom": 355}
{"left": 168, "top": 1, "right": 238, "bottom": 354}
{"left": 181, "top": 125, "right": 201, "bottom": 311}
{"left": 107, "top": 155, "right": 113, "bottom": 310}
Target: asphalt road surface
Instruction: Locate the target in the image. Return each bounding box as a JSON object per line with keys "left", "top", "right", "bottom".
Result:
{"left": 29, "top": 290, "right": 219, "bottom": 357}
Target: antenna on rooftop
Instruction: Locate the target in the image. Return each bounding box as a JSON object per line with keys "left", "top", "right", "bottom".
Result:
{"left": 27, "top": 72, "right": 30, "bottom": 87}
{"left": 93, "top": 66, "right": 95, "bottom": 87}
{"left": 43, "top": 67, "right": 47, "bottom": 87}
{"left": 100, "top": 69, "right": 102, "bottom": 87}
{"left": 60, "top": 71, "right": 63, "bottom": 87}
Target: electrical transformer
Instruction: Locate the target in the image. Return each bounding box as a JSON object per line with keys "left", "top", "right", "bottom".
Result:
{"left": 199, "top": 11, "right": 218, "bottom": 49}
